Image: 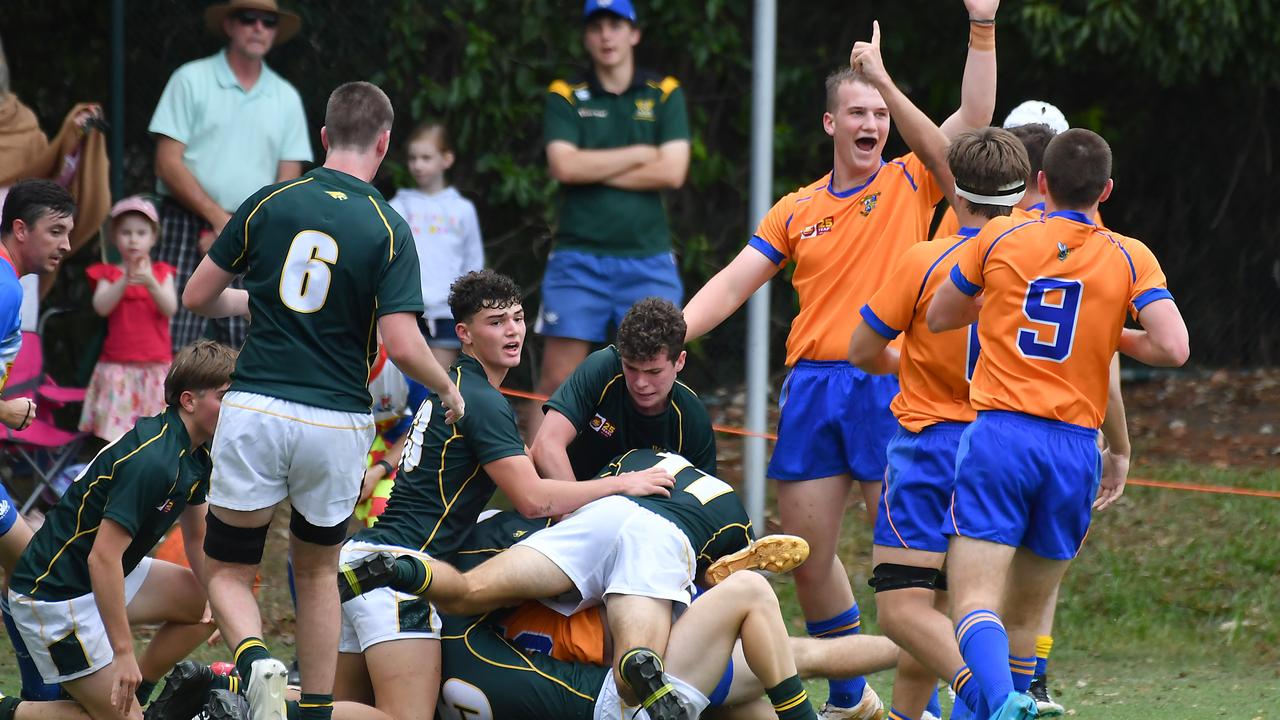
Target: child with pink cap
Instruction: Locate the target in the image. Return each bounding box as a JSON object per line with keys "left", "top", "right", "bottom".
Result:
{"left": 79, "top": 196, "right": 178, "bottom": 441}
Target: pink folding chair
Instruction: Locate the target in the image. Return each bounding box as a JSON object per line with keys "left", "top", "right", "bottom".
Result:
{"left": 1, "top": 330, "right": 88, "bottom": 513}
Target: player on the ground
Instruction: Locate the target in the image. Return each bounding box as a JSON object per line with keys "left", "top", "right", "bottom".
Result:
{"left": 681, "top": 6, "right": 999, "bottom": 717}
{"left": 927, "top": 128, "right": 1188, "bottom": 719}
{"left": 845, "top": 26, "right": 1032, "bottom": 719}
{"left": 340, "top": 449, "right": 773, "bottom": 720}
{"left": 332, "top": 271, "right": 674, "bottom": 720}
{"left": 531, "top": 297, "right": 716, "bottom": 481}
{"left": 7, "top": 342, "right": 236, "bottom": 720}
{"left": 181, "top": 81, "right": 465, "bottom": 720}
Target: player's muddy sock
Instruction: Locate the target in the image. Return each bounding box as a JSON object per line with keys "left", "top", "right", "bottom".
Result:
{"left": 1035, "top": 635, "right": 1053, "bottom": 676}
{"left": 925, "top": 686, "right": 942, "bottom": 718}
{"left": 955, "top": 610, "right": 1014, "bottom": 712}
{"left": 297, "top": 693, "right": 333, "bottom": 720}
{"left": 806, "top": 605, "right": 865, "bottom": 706}
{"left": 135, "top": 679, "right": 158, "bottom": 706}
{"left": 390, "top": 555, "right": 432, "bottom": 595}
{"left": 1009, "top": 654, "right": 1036, "bottom": 693}
{"left": 233, "top": 637, "right": 271, "bottom": 684}
{"left": 766, "top": 675, "right": 816, "bottom": 720}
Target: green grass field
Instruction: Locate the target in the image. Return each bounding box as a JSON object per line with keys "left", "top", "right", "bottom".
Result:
{"left": 2, "top": 462, "right": 1276, "bottom": 718}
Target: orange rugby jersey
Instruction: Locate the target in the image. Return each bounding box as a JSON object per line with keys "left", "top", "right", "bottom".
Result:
{"left": 750, "top": 154, "right": 943, "bottom": 365}
{"left": 950, "top": 210, "right": 1171, "bottom": 427}
{"left": 934, "top": 202, "right": 1103, "bottom": 240}
{"left": 861, "top": 228, "right": 981, "bottom": 431}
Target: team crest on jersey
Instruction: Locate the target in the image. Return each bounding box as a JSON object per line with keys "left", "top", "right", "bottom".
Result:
{"left": 512, "top": 530, "right": 527, "bottom": 539}
{"left": 325, "top": 191, "right": 348, "bottom": 201}
{"left": 634, "top": 98, "right": 656, "bottom": 121}
{"left": 155, "top": 499, "right": 175, "bottom": 513}
{"left": 799, "top": 216, "right": 834, "bottom": 239}
{"left": 1057, "top": 242, "right": 1071, "bottom": 261}
{"left": 859, "top": 192, "right": 880, "bottom": 217}
{"left": 589, "top": 413, "right": 617, "bottom": 438}
{"left": 574, "top": 87, "right": 591, "bottom": 102}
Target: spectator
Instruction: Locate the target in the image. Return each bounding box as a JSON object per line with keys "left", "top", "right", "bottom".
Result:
{"left": 78, "top": 197, "right": 177, "bottom": 442}
{"left": 389, "top": 120, "right": 484, "bottom": 370}
{"left": 531, "top": 0, "right": 691, "bottom": 436}
{"left": 148, "top": 0, "right": 310, "bottom": 351}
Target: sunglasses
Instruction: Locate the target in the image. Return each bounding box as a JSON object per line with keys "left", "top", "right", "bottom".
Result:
{"left": 232, "top": 10, "right": 279, "bottom": 28}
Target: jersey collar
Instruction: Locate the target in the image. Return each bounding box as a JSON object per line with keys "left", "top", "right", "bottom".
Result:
{"left": 1046, "top": 209, "right": 1095, "bottom": 225}
{"left": 826, "top": 160, "right": 884, "bottom": 199}
{"left": 957, "top": 226, "right": 981, "bottom": 237}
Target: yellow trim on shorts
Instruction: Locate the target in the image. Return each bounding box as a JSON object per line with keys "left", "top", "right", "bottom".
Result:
{"left": 222, "top": 401, "right": 375, "bottom": 431}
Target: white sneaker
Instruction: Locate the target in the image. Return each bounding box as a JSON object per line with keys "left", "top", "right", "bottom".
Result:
{"left": 245, "top": 659, "right": 288, "bottom": 720}
{"left": 817, "top": 684, "right": 884, "bottom": 720}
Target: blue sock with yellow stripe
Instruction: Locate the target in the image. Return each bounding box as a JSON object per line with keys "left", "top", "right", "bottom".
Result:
{"left": 766, "top": 675, "right": 816, "bottom": 720}
{"left": 950, "top": 665, "right": 986, "bottom": 719}
{"left": 886, "top": 708, "right": 913, "bottom": 720}
{"left": 954, "top": 609, "right": 1013, "bottom": 712}
{"left": 233, "top": 637, "right": 271, "bottom": 686}
{"left": 807, "top": 605, "right": 865, "bottom": 707}
{"left": 1009, "top": 655, "right": 1036, "bottom": 693}
{"left": 925, "top": 686, "right": 942, "bottom": 718}
{"left": 297, "top": 693, "right": 333, "bottom": 720}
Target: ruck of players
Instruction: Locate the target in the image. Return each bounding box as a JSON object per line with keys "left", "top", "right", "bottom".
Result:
{"left": 0, "top": 2, "right": 1193, "bottom": 720}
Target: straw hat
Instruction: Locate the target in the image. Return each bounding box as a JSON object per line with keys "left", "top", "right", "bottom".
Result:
{"left": 204, "top": 0, "right": 302, "bottom": 45}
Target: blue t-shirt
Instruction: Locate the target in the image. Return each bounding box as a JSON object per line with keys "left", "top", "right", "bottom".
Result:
{"left": 0, "top": 253, "right": 25, "bottom": 393}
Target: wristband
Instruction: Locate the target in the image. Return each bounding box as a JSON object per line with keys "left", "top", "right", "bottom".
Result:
{"left": 375, "top": 460, "right": 396, "bottom": 478}
{"left": 969, "top": 20, "right": 996, "bottom": 51}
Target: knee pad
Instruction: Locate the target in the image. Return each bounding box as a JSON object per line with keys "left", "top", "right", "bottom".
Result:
{"left": 289, "top": 508, "right": 349, "bottom": 546}
{"left": 868, "top": 562, "right": 944, "bottom": 593}
{"left": 204, "top": 511, "right": 270, "bottom": 565}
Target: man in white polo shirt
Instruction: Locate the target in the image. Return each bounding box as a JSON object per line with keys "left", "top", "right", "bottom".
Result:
{"left": 148, "top": 0, "right": 311, "bottom": 351}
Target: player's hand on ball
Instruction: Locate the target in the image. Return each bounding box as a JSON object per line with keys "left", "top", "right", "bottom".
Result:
{"left": 1093, "top": 448, "right": 1130, "bottom": 511}
{"left": 440, "top": 385, "right": 466, "bottom": 424}
{"left": 850, "top": 21, "right": 889, "bottom": 87}
{"left": 617, "top": 467, "right": 676, "bottom": 498}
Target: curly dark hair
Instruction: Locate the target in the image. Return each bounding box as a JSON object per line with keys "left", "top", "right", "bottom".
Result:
{"left": 448, "top": 270, "right": 522, "bottom": 323}
{"left": 617, "top": 297, "right": 685, "bottom": 362}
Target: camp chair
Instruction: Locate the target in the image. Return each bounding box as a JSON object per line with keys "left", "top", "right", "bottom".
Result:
{"left": 1, "top": 323, "right": 88, "bottom": 513}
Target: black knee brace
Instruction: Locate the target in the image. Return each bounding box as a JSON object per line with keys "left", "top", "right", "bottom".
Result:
{"left": 204, "top": 511, "right": 270, "bottom": 565}
{"left": 868, "top": 562, "right": 944, "bottom": 593}
{"left": 289, "top": 508, "right": 349, "bottom": 546}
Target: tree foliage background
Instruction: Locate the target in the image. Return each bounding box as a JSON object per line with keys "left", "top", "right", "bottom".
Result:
{"left": 2, "top": 0, "right": 1277, "bottom": 388}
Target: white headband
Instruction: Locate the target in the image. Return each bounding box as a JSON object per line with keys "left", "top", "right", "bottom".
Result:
{"left": 955, "top": 179, "right": 1026, "bottom": 207}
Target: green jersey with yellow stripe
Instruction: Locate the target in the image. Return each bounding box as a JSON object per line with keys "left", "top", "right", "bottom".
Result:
{"left": 355, "top": 354, "right": 526, "bottom": 559}
{"left": 207, "top": 167, "right": 424, "bottom": 413}
{"left": 10, "top": 408, "right": 209, "bottom": 600}
{"left": 599, "top": 449, "right": 754, "bottom": 577}
{"left": 543, "top": 69, "right": 690, "bottom": 257}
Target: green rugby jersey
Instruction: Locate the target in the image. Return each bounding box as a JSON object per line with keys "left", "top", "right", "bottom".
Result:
{"left": 356, "top": 354, "right": 525, "bottom": 559}
{"left": 543, "top": 68, "right": 690, "bottom": 257}
{"left": 208, "top": 167, "right": 424, "bottom": 413}
{"left": 599, "top": 449, "right": 753, "bottom": 577}
{"left": 10, "top": 409, "right": 210, "bottom": 600}
{"left": 544, "top": 345, "right": 715, "bottom": 480}
{"left": 438, "top": 613, "right": 604, "bottom": 720}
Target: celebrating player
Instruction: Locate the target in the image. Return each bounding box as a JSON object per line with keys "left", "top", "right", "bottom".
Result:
{"left": 681, "top": 5, "right": 999, "bottom": 717}
{"left": 927, "top": 128, "right": 1188, "bottom": 719}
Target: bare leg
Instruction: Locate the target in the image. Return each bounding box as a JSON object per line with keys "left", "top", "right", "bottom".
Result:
{"left": 333, "top": 653, "right": 372, "bottom": 704}
{"left": 203, "top": 506, "right": 275, "bottom": 656}
{"left": 857, "top": 480, "right": 881, "bottom": 526}
{"left": 127, "top": 560, "right": 216, "bottom": 683}
{"left": 776, "top": 476, "right": 857, "bottom": 624}
{"left": 291, "top": 535, "right": 343, "bottom": 697}
{"left": 363, "top": 639, "right": 441, "bottom": 720}
{"left": 790, "top": 635, "right": 900, "bottom": 680}
{"left": 527, "top": 337, "right": 590, "bottom": 437}
{"left": 1002, "top": 548, "right": 1071, "bottom": 662}
{"left": 431, "top": 546, "right": 573, "bottom": 615}
{"left": 12, "top": 701, "right": 92, "bottom": 720}
{"left": 62, "top": 667, "right": 142, "bottom": 720}
{"left": 605, "top": 594, "right": 675, "bottom": 704}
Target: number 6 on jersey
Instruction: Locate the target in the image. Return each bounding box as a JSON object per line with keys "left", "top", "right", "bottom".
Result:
{"left": 279, "top": 230, "right": 339, "bottom": 313}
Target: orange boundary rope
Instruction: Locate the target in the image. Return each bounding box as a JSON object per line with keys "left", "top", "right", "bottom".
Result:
{"left": 499, "top": 387, "right": 1280, "bottom": 500}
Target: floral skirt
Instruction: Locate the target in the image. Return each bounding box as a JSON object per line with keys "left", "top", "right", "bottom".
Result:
{"left": 79, "top": 361, "right": 169, "bottom": 442}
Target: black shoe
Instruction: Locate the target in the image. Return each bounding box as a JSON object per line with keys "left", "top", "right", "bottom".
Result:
{"left": 338, "top": 551, "right": 398, "bottom": 603}
{"left": 1029, "top": 674, "right": 1064, "bottom": 717}
{"left": 146, "top": 661, "right": 216, "bottom": 720}
{"left": 201, "top": 690, "right": 250, "bottom": 720}
{"left": 618, "top": 648, "right": 694, "bottom": 720}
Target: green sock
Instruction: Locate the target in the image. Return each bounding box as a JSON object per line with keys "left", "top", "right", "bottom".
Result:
{"left": 297, "top": 693, "right": 333, "bottom": 720}
{"left": 135, "top": 679, "right": 158, "bottom": 706}
{"left": 285, "top": 700, "right": 300, "bottom": 720}
{"left": 0, "top": 695, "right": 22, "bottom": 720}
{"left": 233, "top": 637, "right": 272, "bottom": 684}
{"left": 391, "top": 556, "right": 432, "bottom": 595}
{"left": 767, "top": 675, "right": 816, "bottom": 720}
{"left": 210, "top": 673, "right": 235, "bottom": 693}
